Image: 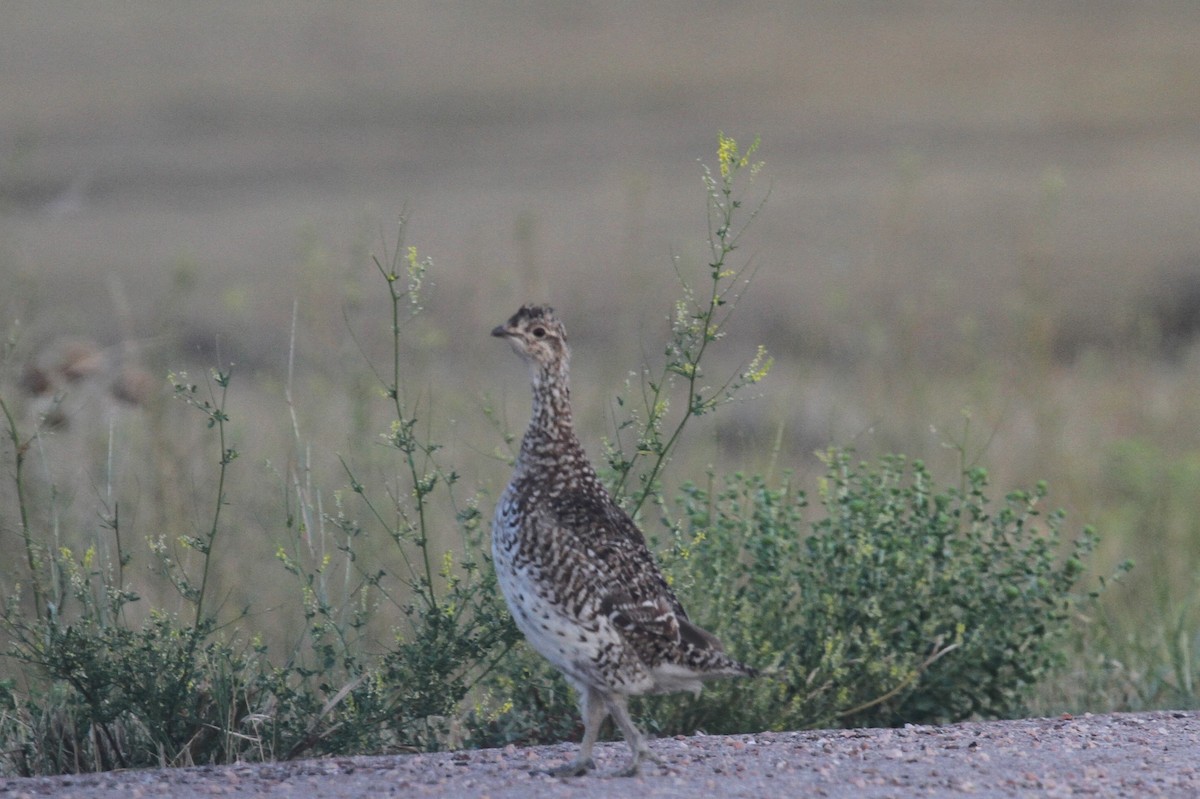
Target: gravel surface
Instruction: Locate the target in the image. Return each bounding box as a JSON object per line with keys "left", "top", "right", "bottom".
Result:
{"left": 2, "top": 711, "right": 1197, "bottom": 798}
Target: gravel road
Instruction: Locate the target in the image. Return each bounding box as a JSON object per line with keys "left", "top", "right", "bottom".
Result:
{"left": 2, "top": 711, "right": 1197, "bottom": 798}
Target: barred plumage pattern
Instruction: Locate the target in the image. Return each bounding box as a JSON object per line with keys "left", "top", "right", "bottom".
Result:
{"left": 491, "top": 305, "right": 756, "bottom": 777}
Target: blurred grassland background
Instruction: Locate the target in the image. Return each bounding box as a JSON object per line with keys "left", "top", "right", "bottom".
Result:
{"left": 3, "top": 1, "right": 1200, "bottom": 711}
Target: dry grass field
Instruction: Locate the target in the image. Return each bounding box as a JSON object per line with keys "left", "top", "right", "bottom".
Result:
{"left": 2, "top": 1, "right": 1200, "bottom": 719}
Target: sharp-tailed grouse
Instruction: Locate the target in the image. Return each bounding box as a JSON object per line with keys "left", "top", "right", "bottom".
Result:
{"left": 490, "top": 304, "right": 756, "bottom": 777}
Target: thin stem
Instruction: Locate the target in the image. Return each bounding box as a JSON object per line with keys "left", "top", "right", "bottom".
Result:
{"left": 372, "top": 214, "right": 439, "bottom": 614}
{"left": 0, "top": 395, "right": 44, "bottom": 620}
{"left": 623, "top": 167, "right": 742, "bottom": 518}
{"left": 464, "top": 638, "right": 519, "bottom": 695}
{"left": 836, "top": 639, "right": 962, "bottom": 719}
{"left": 339, "top": 455, "right": 418, "bottom": 602}
{"left": 193, "top": 371, "right": 232, "bottom": 631}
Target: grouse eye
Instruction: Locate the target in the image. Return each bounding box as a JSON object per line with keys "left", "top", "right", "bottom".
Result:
{"left": 532, "top": 326, "right": 546, "bottom": 338}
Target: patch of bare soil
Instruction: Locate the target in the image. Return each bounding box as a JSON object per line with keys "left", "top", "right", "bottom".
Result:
{"left": 2, "top": 711, "right": 1197, "bottom": 798}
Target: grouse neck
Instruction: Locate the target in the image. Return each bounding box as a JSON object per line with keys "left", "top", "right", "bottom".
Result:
{"left": 522, "top": 360, "right": 580, "bottom": 455}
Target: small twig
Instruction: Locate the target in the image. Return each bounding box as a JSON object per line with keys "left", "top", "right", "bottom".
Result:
{"left": 285, "top": 673, "right": 369, "bottom": 760}
{"left": 836, "top": 639, "right": 962, "bottom": 719}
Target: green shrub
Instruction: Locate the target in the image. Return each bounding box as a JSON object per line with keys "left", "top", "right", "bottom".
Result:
{"left": 0, "top": 368, "right": 275, "bottom": 772}
{"left": 0, "top": 221, "right": 518, "bottom": 774}
{"left": 655, "top": 451, "right": 1098, "bottom": 732}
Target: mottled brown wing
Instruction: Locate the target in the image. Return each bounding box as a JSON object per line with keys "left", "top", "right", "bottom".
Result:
{"left": 530, "top": 489, "right": 700, "bottom": 664}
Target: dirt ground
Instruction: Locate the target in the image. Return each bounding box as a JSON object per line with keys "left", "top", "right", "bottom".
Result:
{"left": 2, "top": 711, "right": 1197, "bottom": 798}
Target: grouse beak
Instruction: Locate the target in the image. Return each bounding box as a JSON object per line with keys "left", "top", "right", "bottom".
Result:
{"left": 491, "top": 324, "right": 510, "bottom": 338}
